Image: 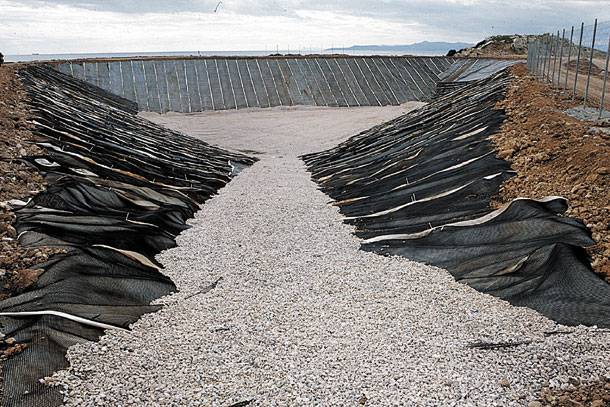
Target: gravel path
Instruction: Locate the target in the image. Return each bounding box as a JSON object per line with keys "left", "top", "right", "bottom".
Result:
{"left": 56, "top": 106, "right": 610, "bottom": 406}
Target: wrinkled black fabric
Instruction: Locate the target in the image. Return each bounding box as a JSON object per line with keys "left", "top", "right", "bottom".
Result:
{"left": 0, "top": 66, "right": 256, "bottom": 407}
{"left": 304, "top": 69, "right": 610, "bottom": 329}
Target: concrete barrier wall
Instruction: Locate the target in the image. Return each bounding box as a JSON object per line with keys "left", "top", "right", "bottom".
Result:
{"left": 55, "top": 56, "right": 462, "bottom": 113}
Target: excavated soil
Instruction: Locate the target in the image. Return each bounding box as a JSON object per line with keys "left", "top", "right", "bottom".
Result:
{"left": 493, "top": 64, "right": 610, "bottom": 279}
{"left": 0, "top": 66, "right": 58, "bottom": 300}
{"left": 537, "top": 377, "right": 610, "bottom": 406}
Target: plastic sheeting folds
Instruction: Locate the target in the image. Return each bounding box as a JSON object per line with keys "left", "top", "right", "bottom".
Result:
{"left": 303, "top": 69, "right": 610, "bottom": 329}
{"left": 0, "top": 66, "right": 255, "bottom": 407}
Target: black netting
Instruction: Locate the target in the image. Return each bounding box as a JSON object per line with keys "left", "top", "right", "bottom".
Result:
{"left": 0, "top": 66, "right": 256, "bottom": 407}
{"left": 304, "top": 69, "right": 610, "bottom": 329}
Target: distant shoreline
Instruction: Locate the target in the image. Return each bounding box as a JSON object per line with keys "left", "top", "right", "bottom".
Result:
{"left": 5, "top": 47, "right": 457, "bottom": 63}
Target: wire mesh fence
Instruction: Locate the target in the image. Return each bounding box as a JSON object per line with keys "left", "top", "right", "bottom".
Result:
{"left": 527, "top": 19, "right": 610, "bottom": 118}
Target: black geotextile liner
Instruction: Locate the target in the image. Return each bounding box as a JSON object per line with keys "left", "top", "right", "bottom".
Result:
{"left": 303, "top": 69, "right": 610, "bottom": 329}
{"left": 55, "top": 57, "right": 458, "bottom": 112}
{"left": 0, "top": 65, "right": 256, "bottom": 407}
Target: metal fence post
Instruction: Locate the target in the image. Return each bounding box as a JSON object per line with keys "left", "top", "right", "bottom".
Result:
{"left": 527, "top": 39, "right": 533, "bottom": 71}
{"left": 536, "top": 39, "right": 544, "bottom": 76}
{"left": 558, "top": 29, "right": 565, "bottom": 86}
{"left": 535, "top": 40, "right": 540, "bottom": 73}
{"left": 553, "top": 33, "right": 559, "bottom": 82}
{"left": 550, "top": 34, "right": 557, "bottom": 82}
{"left": 564, "top": 26, "right": 574, "bottom": 91}
{"left": 573, "top": 22, "right": 585, "bottom": 100}
{"left": 545, "top": 34, "right": 554, "bottom": 81}
{"left": 552, "top": 31, "right": 559, "bottom": 84}
{"left": 584, "top": 18, "right": 598, "bottom": 106}
{"left": 542, "top": 36, "right": 549, "bottom": 79}
{"left": 531, "top": 40, "right": 537, "bottom": 73}
{"left": 600, "top": 33, "right": 610, "bottom": 118}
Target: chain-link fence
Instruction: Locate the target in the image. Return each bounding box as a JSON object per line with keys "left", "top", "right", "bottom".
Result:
{"left": 527, "top": 19, "right": 610, "bottom": 118}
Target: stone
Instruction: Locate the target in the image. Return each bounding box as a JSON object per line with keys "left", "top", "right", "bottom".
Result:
{"left": 596, "top": 167, "right": 609, "bottom": 175}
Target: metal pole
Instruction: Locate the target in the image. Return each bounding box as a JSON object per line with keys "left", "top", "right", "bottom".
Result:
{"left": 552, "top": 31, "right": 560, "bottom": 85}
{"left": 542, "top": 35, "right": 552, "bottom": 80}
{"left": 600, "top": 34, "right": 610, "bottom": 118}
{"left": 548, "top": 34, "right": 557, "bottom": 82}
{"left": 538, "top": 37, "right": 546, "bottom": 76}
{"left": 535, "top": 39, "right": 543, "bottom": 76}
{"left": 532, "top": 39, "right": 537, "bottom": 74}
{"left": 541, "top": 37, "right": 548, "bottom": 79}
{"left": 573, "top": 22, "right": 585, "bottom": 100}
{"left": 534, "top": 40, "right": 540, "bottom": 75}
{"left": 543, "top": 35, "right": 552, "bottom": 81}
{"left": 545, "top": 34, "right": 553, "bottom": 81}
{"left": 584, "top": 18, "right": 598, "bottom": 106}
{"left": 529, "top": 39, "right": 535, "bottom": 72}
{"left": 557, "top": 29, "right": 565, "bottom": 86}
{"left": 564, "top": 26, "right": 574, "bottom": 91}
{"left": 527, "top": 39, "right": 532, "bottom": 71}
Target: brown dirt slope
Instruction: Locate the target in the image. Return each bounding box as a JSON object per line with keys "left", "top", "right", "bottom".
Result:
{"left": 0, "top": 65, "right": 59, "bottom": 300}
{"left": 492, "top": 64, "right": 610, "bottom": 279}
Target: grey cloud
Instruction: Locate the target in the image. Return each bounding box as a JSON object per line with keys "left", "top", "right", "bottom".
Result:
{"left": 7, "top": 0, "right": 610, "bottom": 41}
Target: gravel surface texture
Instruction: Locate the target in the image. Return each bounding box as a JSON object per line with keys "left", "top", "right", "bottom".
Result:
{"left": 55, "top": 105, "right": 610, "bottom": 406}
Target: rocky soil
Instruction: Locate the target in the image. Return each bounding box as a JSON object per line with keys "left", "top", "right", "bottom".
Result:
{"left": 492, "top": 64, "right": 610, "bottom": 280}
{"left": 0, "top": 66, "right": 60, "bottom": 300}
{"left": 452, "top": 35, "right": 534, "bottom": 58}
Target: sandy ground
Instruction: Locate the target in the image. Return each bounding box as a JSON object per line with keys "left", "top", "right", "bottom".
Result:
{"left": 53, "top": 105, "right": 610, "bottom": 406}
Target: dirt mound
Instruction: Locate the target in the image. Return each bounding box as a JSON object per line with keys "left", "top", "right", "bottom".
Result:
{"left": 492, "top": 64, "right": 610, "bottom": 279}
{"left": 0, "top": 66, "right": 58, "bottom": 300}
{"left": 453, "top": 35, "right": 534, "bottom": 58}
{"left": 566, "top": 59, "right": 607, "bottom": 78}
{"left": 535, "top": 376, "right": 610, "bottom": 406}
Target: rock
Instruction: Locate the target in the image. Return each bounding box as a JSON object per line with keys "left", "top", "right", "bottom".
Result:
{"left": 6, "top": 225, "right": 16, "bottom": 238}
{"left": 498, "top": 148, "right": 516, "bottom": 159}
{"left": 591, "top": 400, "right": 604, "bottom": 407}
{"left": 596, "top": 167, "right": 609, "bottom": 175}
{"left": 586, "top": 173, "right": 600, "bottom": 183}
{"left": 499, "top": 378, "right": 511, "bottom": 388}
{"left": 528, "top": 401, "right": 543, "bottom": 407}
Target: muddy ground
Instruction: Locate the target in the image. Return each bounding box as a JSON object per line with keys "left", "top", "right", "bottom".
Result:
{"left": 493, "top": 64, "right": 610, "bottom": 280}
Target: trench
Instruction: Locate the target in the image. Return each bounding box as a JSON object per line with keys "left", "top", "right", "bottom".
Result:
{"left": 0, "top": 57, "right": 608, "bottom": 406}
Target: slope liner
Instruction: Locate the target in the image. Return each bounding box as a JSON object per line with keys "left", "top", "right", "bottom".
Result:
{"left": 0, "top": 65, "right": 256, "bottom": 407}
{"left": 53, "top": 57, "right": 519, "bottom": 113}
{"left": 303, "top": 69, "right": 610, "bottom": 329}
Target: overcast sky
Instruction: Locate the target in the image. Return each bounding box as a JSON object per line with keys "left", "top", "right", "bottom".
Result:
{"left": 1, "top": 0, "right": 609, "bottom": 54}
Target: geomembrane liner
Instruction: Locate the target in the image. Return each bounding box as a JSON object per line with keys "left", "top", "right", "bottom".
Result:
{"left": 303, "top": 69, "right": 610, "bottom": 329}
{"left": 0, "top": 65, "right": 256, "bottom": 407}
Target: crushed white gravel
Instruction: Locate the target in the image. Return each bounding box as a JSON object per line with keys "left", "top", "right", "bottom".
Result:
{"left": 55, "top": 106, "right": 610, "bottom": 406}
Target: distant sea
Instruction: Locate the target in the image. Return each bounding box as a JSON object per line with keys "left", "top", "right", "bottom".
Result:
{"left": 6, "top": 49, "right": 445, "bottom": 63}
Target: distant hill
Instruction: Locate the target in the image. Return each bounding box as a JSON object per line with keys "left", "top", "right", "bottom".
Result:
{"left": 327, "top": 41, "right": 473, "bottom": 55}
